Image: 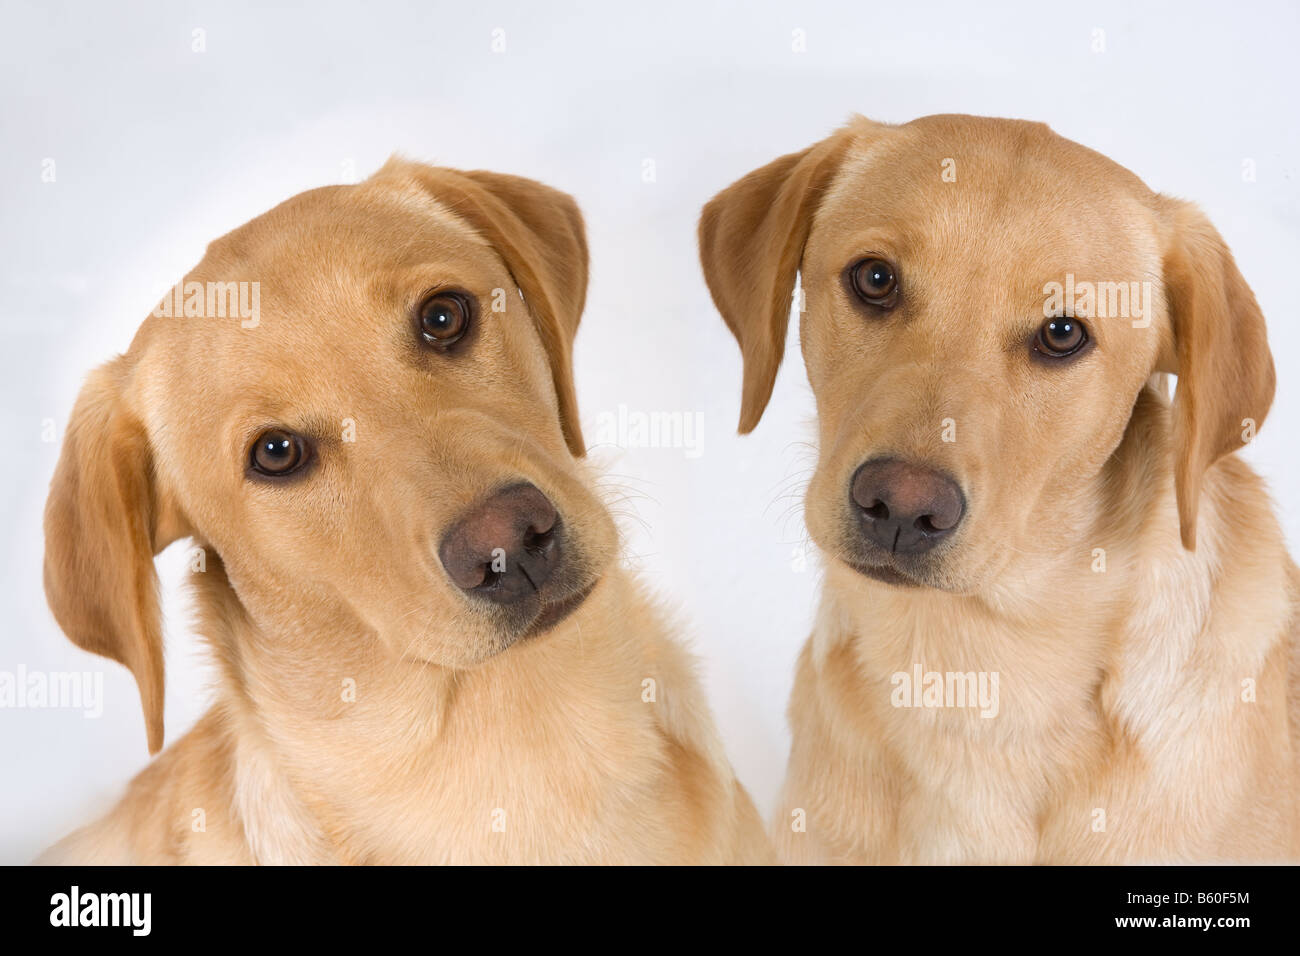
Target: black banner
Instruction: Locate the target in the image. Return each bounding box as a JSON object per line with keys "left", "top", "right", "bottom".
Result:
{"left": 0, "top": 864, "right": 1285, "bottom": 942}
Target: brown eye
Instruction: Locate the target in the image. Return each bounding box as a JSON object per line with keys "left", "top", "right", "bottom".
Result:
{"left": 1035, "top": 317, "right": 1088, "bottom": 357}
{"left": 250, "top": 430, "right": 309, "bottom": 477}
{"left": 418, "top": 291, "right": 472, "bottom": 346}
{"left": 849, "top": 257, "right": 899, "bottom": 306}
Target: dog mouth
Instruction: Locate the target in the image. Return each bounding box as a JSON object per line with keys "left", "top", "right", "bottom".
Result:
{"left": 521, "top": 577, "right": 599, "bottom": 638}
{"left": 843, "top": 558, "right": 923, "bottom": 589}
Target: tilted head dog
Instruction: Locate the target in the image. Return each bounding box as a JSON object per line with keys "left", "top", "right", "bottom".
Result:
{"left": 43, "top": 159, "right": 770, "bottom": 864}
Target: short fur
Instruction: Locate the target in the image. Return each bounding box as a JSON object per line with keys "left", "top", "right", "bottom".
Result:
{"left": 700, "top": 114, "right": 1298, "bottom": 863}
{"left": 43, "top": 159, "right": 771, "bottom": 865}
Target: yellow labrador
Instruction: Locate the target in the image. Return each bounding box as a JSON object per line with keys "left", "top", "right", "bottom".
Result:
{"left": 700, "top": 114, "right": 1298, "bottom": 863}
{"left": 42, "top": 159, "right": 771, "bottom": 864}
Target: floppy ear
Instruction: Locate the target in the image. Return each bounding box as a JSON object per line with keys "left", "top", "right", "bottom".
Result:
{"left": 1158, "top": 198, "right": 1275, "bottom": 550}
{"left": 698, "top": 131, "right": 853, "bottom": 433}
{"left": 44, "top": 356, "right": 183, "bottom": 754}
{"left": 403, "top": 165, "right": 590, "bottom": 456}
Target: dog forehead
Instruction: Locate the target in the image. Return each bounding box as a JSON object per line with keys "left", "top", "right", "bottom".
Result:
{"left": 202, "top": 177, "right": 495, "bottom": 278}
{"left": 126, "top": 178, "right": 521, "bottom": 437}
{"left": 138, "top": 176, "right": 508, "bottom": 352}
{"left": 817, "top": 115, "right": 1156, "bottom": 262}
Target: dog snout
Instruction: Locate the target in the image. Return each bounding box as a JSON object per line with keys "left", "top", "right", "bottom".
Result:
{"left": 438, "top": 483, "right": 563, "bottom": 603}
{"left": 850, "top": 458, "right": 965, "bottom": 555}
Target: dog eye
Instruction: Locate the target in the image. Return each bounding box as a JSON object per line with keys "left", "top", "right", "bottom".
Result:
{"left": 249, "top": 430, "right": 310, "bottom": 477}
{"left": 417, "top": 291, "right": 472, "bottom": 347}
{"left": 848, "top": 258, "right": 899, "bottom": 306}
{"left": 1034, "top": 317, "right": 1088, "bottom": 357}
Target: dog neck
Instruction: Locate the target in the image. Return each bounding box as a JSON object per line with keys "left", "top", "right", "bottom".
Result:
{"left": 188, "top": 560, "right": 668, "bottom": 863}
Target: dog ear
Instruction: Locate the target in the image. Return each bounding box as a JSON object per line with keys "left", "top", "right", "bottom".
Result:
{"left": 403, "top": 165, "right": 590, "bottom": 456}
{"left": 698, "top": 130, "right": 853, "bottom": 433}
{"left": 1157, "top": 198, "right": 1275, "bottom": 550}
{"left": 44, "top": 355, "right": 184, "bottom": 754}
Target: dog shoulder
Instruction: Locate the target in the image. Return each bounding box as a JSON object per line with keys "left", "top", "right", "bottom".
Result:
{"left": 39, "top": 709, "right": 254, "bottom": 865}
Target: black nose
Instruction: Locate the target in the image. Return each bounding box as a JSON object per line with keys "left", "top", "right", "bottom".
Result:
{"left": 438, "top": 483, "right": 562, "bottom": 603}
{"left": 850, "top": 458, "right": 965, "bottom": 555}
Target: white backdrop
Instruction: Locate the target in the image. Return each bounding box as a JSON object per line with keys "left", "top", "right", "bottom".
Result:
{"left": 2, "top": 0, "right": 1298, "bottom": 863}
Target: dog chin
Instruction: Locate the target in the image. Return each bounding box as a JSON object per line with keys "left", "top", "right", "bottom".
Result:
{"left": 844, "top": 559, "right": 924, "bottom": 589}
{"left": 840, "top": 556, "right": 982, "bottom": 596}
{"left": 518, "top": 576, "right": 600, "bottom": 640}
{"left": 399, "top": 577, "right": 601, "bottom": 666}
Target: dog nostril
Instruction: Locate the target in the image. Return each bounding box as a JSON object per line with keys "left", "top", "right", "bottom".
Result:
{"left": 915, "top": 515, "right": 939, "bottom": 534}
{"left": 522, "top": 526, "right": 554, "bottom": 553}
{"left": 863, "top": 501, "right": 890, "bottom": 521}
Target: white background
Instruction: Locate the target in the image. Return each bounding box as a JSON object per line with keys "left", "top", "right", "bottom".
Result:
{"left": 2, "top": 0, "right": 1298, "bottom": 863}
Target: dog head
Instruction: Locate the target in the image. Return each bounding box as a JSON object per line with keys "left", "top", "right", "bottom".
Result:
{"left": 44, "top": 160, "right": 617, "bottom": 753}
{"left": 700, "top": 114, "right": 1274, "bottom": 593}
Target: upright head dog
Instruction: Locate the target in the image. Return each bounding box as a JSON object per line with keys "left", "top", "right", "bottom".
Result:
{"left": 43, "top": 160, "right": 769, "bottom": 864}
{"left": 700, "top": 114, "right": 1297, "bottom": 863}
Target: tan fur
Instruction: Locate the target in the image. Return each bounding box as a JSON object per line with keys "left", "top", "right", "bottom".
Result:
{"left": 42, "top": 159, "right": 771, "bottom": 865}
{"left": 700, "top": 114, "right": 1298, "bottom": 863}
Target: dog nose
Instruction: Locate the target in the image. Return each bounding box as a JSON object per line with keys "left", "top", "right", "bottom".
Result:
{"left": 850, "top": 458, "right": 965, "bottom": 555}
{"left": 438, "top": 483, "right": 562, "bottom": 603}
